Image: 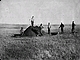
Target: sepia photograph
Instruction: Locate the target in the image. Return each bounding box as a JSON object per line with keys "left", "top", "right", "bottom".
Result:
{"left": 0, "top": 0, "right": 80, "bottom": 60}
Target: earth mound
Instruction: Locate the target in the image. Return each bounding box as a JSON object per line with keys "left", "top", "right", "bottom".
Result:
{"left": 23, "top": 26, "right": 47, "bottom": 37}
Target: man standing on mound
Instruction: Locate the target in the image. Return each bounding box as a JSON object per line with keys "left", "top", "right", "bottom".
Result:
{"left": 59, "top": 22, "right": 64, "bottom": 33}
{"left": 30, "top": 16, "right": 34, "bottom": 26}
{"left": 71, "top": 21, "right": 75, "bottom": 33}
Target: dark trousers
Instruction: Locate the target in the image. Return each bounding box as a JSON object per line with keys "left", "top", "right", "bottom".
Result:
{"left": 48, "top": 28, "right": 50, "bottom": 34}
{"left": 61, "top": 28, "right": 63, "bottom": 33}
{"left": 31, "top": 21, "right": 34, "bottom": 26}
{"left": 72, "top": 28, "right": 74, "bottom": 33}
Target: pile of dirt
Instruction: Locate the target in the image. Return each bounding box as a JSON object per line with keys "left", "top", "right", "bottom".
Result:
{"left": 23, "top": 26, "right": 47, "bottom": 37}
{"left": 23, "top": 26, "right": 36, "bottom": 37}
{"left": 12, "top": 26, "right": 47, "bottom": 37}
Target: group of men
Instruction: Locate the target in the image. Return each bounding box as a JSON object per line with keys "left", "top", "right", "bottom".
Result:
{"left": 20, "top": 16, "right": 76, "bottom": 35}
{"left": 59, "top": 21, "right": 75, "bottom": 34}
{"left": 30, "top": 16, "right": 52, "bottom": 35}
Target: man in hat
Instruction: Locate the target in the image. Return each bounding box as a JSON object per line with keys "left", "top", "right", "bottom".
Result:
{"left": 59, "top": 22, "right": 64, "bottom": 33}
{"left": 71, "top": 21, "right": 75, "bottom": 33}
{"left": 31, "top": 16, "right": 34, "bottom": 26}
{"left": 47, "top": 23, "right": 51, "bottom": 34}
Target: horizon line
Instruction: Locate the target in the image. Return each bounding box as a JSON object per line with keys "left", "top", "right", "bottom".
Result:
{"left": 0, "top": 23, "right": 80, "bottom": 25}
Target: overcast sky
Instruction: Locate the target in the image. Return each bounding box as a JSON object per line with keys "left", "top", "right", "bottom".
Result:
{"left": 0, "top": 0, "right": 80, "bottom": 24}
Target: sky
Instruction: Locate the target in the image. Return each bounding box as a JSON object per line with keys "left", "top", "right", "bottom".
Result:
{"left": 0, "top": 0, "right": 80, "bottom": 24}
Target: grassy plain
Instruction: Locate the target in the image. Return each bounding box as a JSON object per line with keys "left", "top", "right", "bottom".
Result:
{"left": 0, "top": 24, "right": 80, "bottom": 60}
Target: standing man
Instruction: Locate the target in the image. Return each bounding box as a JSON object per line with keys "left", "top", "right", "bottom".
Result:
{"left": 71, "top": 21, "right": 75, "bottom": 33}
{"left": 30, "top": 16, "right": 34, "bottom": 26}
{"left": 39, "top": 23, "right": 44, "bottom": 36}
{"left": 47, "top": 23, "right": 51, "bottom": 34}
{"left": 59, "top": 22, "right": 64, "bottom": 33}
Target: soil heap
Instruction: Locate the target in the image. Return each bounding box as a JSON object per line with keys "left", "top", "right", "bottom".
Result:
{"left": 23, "top": 26, "right": 47, "bottom": 37}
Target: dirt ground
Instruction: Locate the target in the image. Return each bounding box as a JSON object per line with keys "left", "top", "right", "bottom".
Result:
{"left": 0, "top": 25, "right": 80, "bottom": 60}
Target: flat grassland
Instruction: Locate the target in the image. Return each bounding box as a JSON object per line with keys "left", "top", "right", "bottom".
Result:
{"left": 0, "top": 24, "right": 80, "bottom": 60}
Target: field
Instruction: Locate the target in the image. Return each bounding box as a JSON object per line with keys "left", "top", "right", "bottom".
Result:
{"left": 0, "top": 24, "right": 80, "bottom": 60}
